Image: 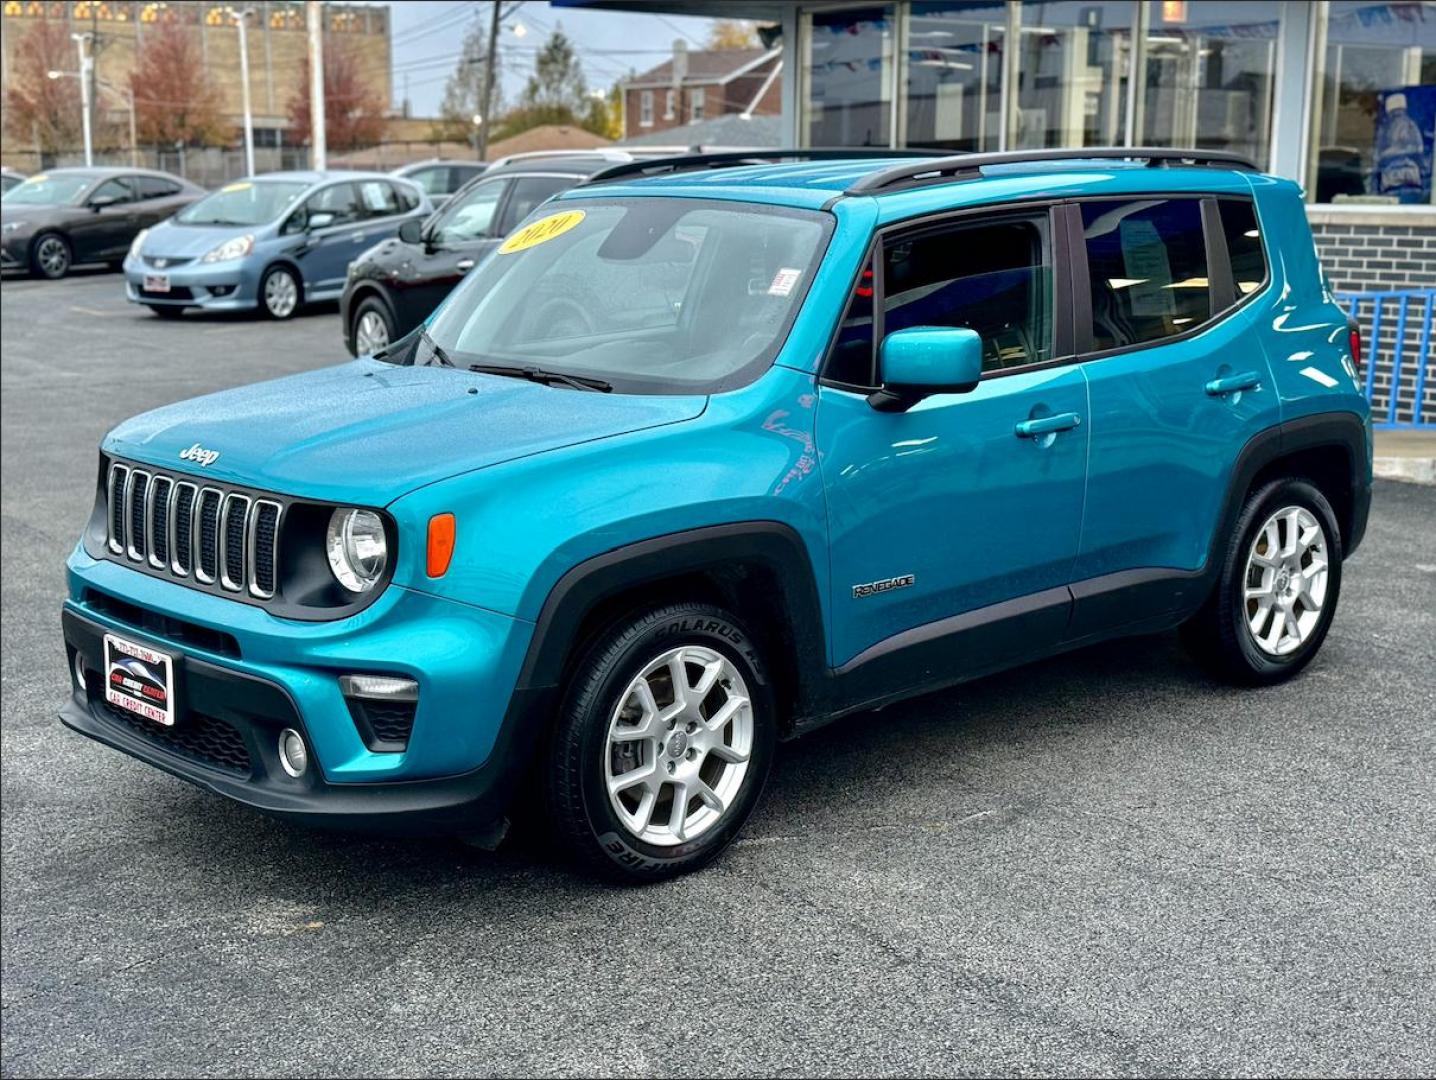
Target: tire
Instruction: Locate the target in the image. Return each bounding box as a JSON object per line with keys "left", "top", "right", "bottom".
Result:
{"left": 259, "top": 264, "right": 301, "bottom": 320}
{"left": 350, "top": 294, "right": 396, "bottom": 356}
{"left": 30, "top": 232, "right": 71, "bottom": 280}
{"left": 146, "top": 305, "right": 185, "bottom": 319}
{"left": 1182, "top": 477, "right": 1343, "bottom": 686}
{"left": 545, "top": 602, "right": 777, "bottom": 882}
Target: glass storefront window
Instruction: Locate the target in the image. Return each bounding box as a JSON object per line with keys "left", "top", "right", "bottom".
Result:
{"left": 1142, "top": 0, "right": 1280, "bottom": 169}
{"left": 1310, "top": 1, "right": 1436, "bottom": 204}
{"left": 1014, "top": 1, "right": 1137, "bottom": 148}
{"left": 803, "top": 5, "right": 896, "bottom": 147}
{"left": 905, "top": 1, "right": 1007, "bottom": 151}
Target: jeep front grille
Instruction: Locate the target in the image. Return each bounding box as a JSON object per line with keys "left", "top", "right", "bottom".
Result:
{"left": 106, "top": 463, "right": 282, "bottom": 600}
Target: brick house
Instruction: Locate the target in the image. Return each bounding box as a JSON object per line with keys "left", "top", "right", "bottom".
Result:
{"left": 622, "top": 43, "right": 781, "bottom": 142}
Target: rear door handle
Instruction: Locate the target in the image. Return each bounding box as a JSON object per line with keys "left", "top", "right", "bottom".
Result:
{"left": 1015, "top": 412, "right": 1082, "bottom": 439}
{"left": 1205, "top": 371, "right": 1262, "bottom": 396}
{"left": 456, "top": 258, "right": 475, "bottom": 272}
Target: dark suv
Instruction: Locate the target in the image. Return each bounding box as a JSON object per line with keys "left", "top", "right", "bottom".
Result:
{"left": 340, "top": 151, "right": 662, "bottom": 355}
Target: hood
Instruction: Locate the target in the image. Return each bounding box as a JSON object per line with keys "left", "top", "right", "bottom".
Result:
{"left": 140, "top": 219, "right": 261, "bottom": 259}
{"left": 102, "top": 359, "right": 707, "bottom": 505}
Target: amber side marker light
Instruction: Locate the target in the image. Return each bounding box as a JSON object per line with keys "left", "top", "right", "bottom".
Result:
{"left": 427, "top": 513, "right": 456, "bottom": 578}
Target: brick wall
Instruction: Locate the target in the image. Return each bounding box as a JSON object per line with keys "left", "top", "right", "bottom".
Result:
{"left": 1308, "top": 208, "right": 1435, "bottom": 426}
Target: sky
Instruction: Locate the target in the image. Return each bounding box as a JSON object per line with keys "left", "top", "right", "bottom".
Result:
{"left": 359, "top": 1, "right": 727, "bottom": 117}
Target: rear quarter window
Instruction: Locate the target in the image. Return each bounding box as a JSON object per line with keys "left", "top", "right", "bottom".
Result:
{"left": 1219, "top": 199, "right": 1268, "bottom": 298}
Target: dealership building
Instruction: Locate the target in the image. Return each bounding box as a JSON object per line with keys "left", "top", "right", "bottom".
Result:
{"left": 572, "top": 0, "right": 1433, "bottom": 422}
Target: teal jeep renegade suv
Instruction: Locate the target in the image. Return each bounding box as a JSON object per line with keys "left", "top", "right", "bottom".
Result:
{"left": 61, "top": 149, "right": 1373, "bottom": 880}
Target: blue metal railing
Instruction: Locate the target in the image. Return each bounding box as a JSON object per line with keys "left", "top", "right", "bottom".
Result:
{"left": 1336, "top": 289, "right": 1435, "bottom": 429}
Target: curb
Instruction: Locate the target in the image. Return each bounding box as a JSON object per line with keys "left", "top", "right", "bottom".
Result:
{"left": 1373, "top": 456, "right": 1436, "bottom": 485}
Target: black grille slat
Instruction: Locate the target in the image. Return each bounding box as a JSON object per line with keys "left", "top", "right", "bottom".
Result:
{"left": 221, "top": 495, "right": 248, "bottom": 590}
{"left": 253, "top": 502, "right": 279, "bottom": 596}
{"left": 150, "top": 478, "right": 172, "bottom": 567}
{"left": 108, "top": 465, "right": 128, "bottom": 552}
{"left": 172, "top": 484, "right": 195, "bottom": 573}
{"left": 128, "top": 473, "right": 149, "bottom": 560}
{"left": 197, "top": 490, "right": 221, "bottom": 581}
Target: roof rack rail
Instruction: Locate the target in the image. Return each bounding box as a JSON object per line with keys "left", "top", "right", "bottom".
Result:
{"left": 584, "top": 147, "right": 942, "bottom": 187}
{"left": 846, "top": 146, "right": 1260, "bottom": 195}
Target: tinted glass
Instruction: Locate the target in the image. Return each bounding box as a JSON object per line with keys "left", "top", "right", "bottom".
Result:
{"left": 1082, "top": 198, "right": 1211, "bottom": 351}
{"left": 1219, "top": 198, "right": 1267, "bottom": 298}
{"left": 425, "top": 198, "right": 830, "bottom": 394}
{"left": 136, "top": 176, "right": 180, "bottom": 199}
{"left": 825, "top": 256, "right": 877, "bottom": 386}
{"left": 451, "top": 164, "right": 484, "bottom": 187}
{"left": 883, "top": 214, "right": 1053, "bottom": 372}
{"left": 178, "top": 180, "right": 307, "bottom": 225}
{"left": 1016, "top": 1, "right": 1135, "bottom": 149}
{"left": 2, "top": 172, "right": 92, "bottom": 205}
{"left": 90, "top": 177, "right": 135, "bottom": 204}
{"left": 432, "top": 178, "right": 505, "bottom": 243}
{"left": 906, "top": 1, "right": 1007, "bottom": 152}
{"left": 408, "top": 166, "right": 450, "bottom": 195}
{"left": 357, "top": 179, "right": 400, "bottom": 217}
{"left": 803, "top": 6, "right": 894, "bottom": 147}
{"left": 499, "top": 175, "right": 575, "bottom": 234}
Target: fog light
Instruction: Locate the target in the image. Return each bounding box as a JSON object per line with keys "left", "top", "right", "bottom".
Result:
{"left": 278, "top": 728, "right": 308, "bottom": 778}
{"left": 73, "top": 651, "right": 87, "bottom": 690}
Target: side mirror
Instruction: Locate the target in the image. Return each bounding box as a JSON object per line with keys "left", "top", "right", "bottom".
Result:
{"left": 306, "top": 211, "right": 336, "bottom": 231}
{"left": 397, "top": 218, "right": 424, "bottom": 245}
{"left": 869, "top": 326, "right": 983, "bottom": 412}
{"left": 89, "top": 194, "right": 120, "bottom": 211}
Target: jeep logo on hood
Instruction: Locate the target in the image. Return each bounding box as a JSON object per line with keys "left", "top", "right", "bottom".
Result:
{"left": 179, "top": 443, "right": 220, "bottom": 467}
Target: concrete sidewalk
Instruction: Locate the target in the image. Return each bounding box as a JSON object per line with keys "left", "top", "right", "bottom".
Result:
{"left": 1373, "top": 429, "right": 1436, "bottom": 485}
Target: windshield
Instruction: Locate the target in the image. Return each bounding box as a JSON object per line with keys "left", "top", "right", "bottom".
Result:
{"left": 3, "top": 173, "right": 91, "bottom": 205}
{"left": 422, "top": 197, "right": 831, "bottom": 394}
{"left": 176, "top": 180, "right": 308, "bottom": 226}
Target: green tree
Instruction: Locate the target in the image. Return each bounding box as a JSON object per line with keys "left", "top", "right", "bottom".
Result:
{"left": 521, "top": 29, "right": 587, "bottom": 116}
{"left": 439, "top": 15, "right": 503, "bottom": 141}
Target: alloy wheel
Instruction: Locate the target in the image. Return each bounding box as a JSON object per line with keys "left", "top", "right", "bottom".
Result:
{"left": 355, "top": 309, "right": 390, "bottom": 354}
{"left": 264, "top": 269, "right": 298, "bottom": 318}
{"left": 1244, "top": 505, "right": 1329, "bottom": 656}
{"left": 36, "top": 236, "right": 69, "bottom": 277}
{"left": 603, "top": 645, "right": 754, "bottom": 847}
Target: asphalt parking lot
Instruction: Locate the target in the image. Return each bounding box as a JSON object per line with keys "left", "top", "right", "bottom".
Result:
{"left": 2, "top": 270, "right": 1434, "bottom": 1077}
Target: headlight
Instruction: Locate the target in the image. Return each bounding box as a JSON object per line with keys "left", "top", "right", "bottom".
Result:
{"left": 128, "top": 228, "right": 148, "bottom": 258}
{"left": 326, "top": 508, "right": 387, "bottom": 593}
{"left": 200, "top": 234, "right": 254, "bottom": 263}
{"left": 2, "top": 221, "right": 21, "bottom": 235}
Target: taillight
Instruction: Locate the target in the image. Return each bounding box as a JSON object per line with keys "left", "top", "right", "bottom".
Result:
{"left": 1349, "top": 325, "right": 1362, "bottom": 373}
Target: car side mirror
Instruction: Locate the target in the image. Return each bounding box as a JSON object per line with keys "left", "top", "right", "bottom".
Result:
{"left": 397, "top": 218, "right": 424, "bottom": 245}
{"left": 89, "top": 194, "right": 120, "bottom": 211}
{"left": 306, "top": 211, "right": 336, "bottom": 231}
{"left": 869, "top": 326, "right": 983, "bottom": 412}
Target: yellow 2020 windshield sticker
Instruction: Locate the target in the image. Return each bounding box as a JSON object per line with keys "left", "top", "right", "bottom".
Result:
{"left": 498, "top": 209, "right": 585, "bottom": 255}
{"left": 221, "top": 181, "right": 253, "bottom": 193}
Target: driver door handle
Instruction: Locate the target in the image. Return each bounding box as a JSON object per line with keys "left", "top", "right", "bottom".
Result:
{"left": 1015, "top": 412, "right": 1082, "bottom": 439}
{"left": 1205, "top": 371, "right": 1262, "bottom": 396}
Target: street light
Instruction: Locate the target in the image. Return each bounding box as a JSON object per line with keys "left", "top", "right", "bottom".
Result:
{"left": 49, "top": 64, "right": 137, "bottom": 168}
{"left": 231, "top": 7, "right": 257, "bottom": 178}
{"left": 71, "top": 32, "right": 93, "bottom": 167}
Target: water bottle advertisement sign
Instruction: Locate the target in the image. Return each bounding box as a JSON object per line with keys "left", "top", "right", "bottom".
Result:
{"left": 1374, "top": 86, "right": 1435, "bottom": 203}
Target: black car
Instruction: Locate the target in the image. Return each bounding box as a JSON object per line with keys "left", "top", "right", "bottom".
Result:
{"left": 1, "top": 166, "right": 202, "bottom": 279}
{"left": 341, "top": 152, "right": 650, "bottom": 356}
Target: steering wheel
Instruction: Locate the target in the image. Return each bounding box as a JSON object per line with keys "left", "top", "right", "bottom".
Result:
{"left": 531, "top": 296, "right": 594, "bottom": 340}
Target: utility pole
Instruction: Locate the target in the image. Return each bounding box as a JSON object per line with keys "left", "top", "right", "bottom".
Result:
{"left": 125, "top": 86, "right": 137, "bottom": 167}
{"left": 72, "top": 33, "right": 93, "bottom": 167}
{"left": 306, "top": 0, "right": 327, "bottom": 170}
{"left": 235, "top": 7, "right": 256, "bottom": 177}
{"left": 477, "top": 0, "right": 501, "bottom": 162}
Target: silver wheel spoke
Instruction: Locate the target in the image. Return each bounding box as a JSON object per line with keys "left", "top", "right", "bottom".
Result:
{"left": 603, "top": 643, "right": 754, "bottom": 848}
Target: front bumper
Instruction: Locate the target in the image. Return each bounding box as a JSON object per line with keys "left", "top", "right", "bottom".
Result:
{"left": 2, "top": 233, "right": 30, "bottom": 268}
{"left": 123, "top": 254, "right": 260, "bottom": 310}
{"left": 59, "top": 551, "right": 546, "bottom": 837}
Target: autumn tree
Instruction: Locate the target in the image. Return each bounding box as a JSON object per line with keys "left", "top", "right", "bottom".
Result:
{"left": 2, "top": 21, "right": 83, "bottom": 153}
{"left": 130, "top": 21, "right": 227, "bottom": 148}
{"left": 288, "top": 38, "right": 386, "bottom": 151}
{"left": 438, "top": 16, "right": 503, "bottom": 141}
{"left": 707, "top": 20, "right": 759, "bottom": 50}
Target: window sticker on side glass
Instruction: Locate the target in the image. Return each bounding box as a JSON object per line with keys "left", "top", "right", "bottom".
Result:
{"left": 1119, "top": 218, "right": 1175, "bottom": 318}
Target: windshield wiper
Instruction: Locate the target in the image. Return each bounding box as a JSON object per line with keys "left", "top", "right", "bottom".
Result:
{"left": 468, "top": 363, "right": 611, "bottom": 393}
{"left": 420, "top": 330, "right": 455, "bottom": 368}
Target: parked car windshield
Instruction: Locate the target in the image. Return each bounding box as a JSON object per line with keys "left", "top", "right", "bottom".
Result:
{"left": 2, "top": 172, "right": 92, "bottom": 205}
{"left": 422, "top": 197, "right": 832, "bottom": 394}
{"left": 176, "top": 180, "right": 308, "bottom": 226}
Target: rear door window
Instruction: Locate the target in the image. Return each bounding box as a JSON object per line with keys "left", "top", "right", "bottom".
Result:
{"left": 1081, "top": 198, "right": 1211, "bottom": 351}
{"left": 308, "top": 182, "right": 361, "bottom": 227}
{"left": 497, "top": 176, "right": 576, "bottom": 234}
{"left": 136, "top": 176, "right": 181, "bottom": 200}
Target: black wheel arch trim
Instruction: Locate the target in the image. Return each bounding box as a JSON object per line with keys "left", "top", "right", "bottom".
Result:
{"left": 514, "top": 522, "right": 830, "bottom": 723}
